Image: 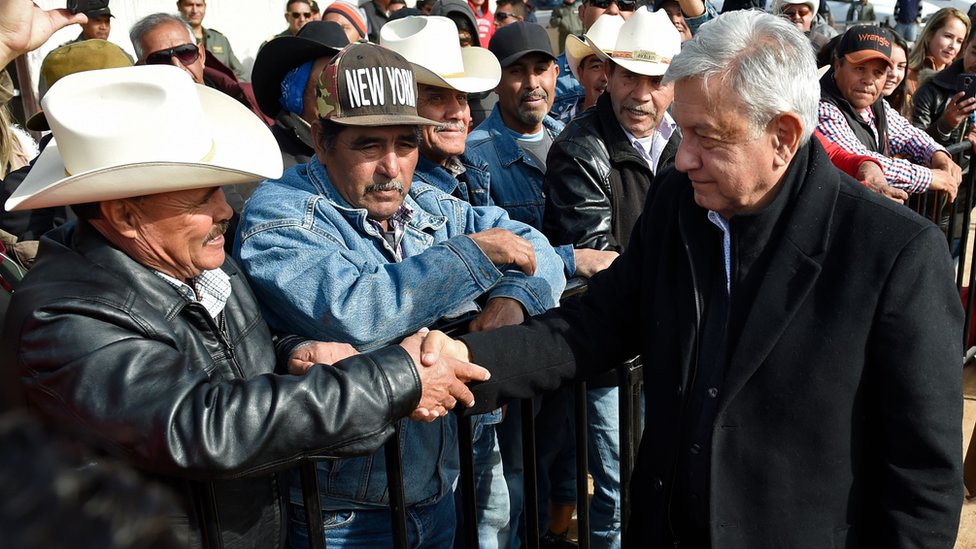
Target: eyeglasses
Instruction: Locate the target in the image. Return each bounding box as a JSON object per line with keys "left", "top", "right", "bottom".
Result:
{"left": 781, "top": 6, "right": 812, "bottom": 17}
{"left": 587, "top": 0, "right": 636, "bottom": 11}
{"left": 145, "top": 43, "right": 200, "bottom": 66}
{"left": 290, "top": 11, "right": 312, "bottom": 18}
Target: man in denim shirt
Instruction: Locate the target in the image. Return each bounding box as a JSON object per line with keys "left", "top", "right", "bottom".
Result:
{"left": 235, "top": 42, "right": 565, "bottom": 549}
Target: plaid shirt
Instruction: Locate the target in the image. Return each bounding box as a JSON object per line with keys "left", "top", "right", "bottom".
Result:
{"left": 153, "top": 268, "right": 232, "bottom": 321}
{"left": 367, "top": 202, "right": 414, "bottom": 261}
{"left": 817, "top": 99, "right": 945, "bottom": 194}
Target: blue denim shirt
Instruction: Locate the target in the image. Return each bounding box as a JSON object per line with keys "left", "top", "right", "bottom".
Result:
{"left": 466, "top": 106, "right": 576, "bottom": 275}
{"left": 550, "top": 52, "right": 584, "bottom": 125}
{"left": 235, "top": 158, "right": 565, "bottom": 508}
{"left": 414, "top": 151, "right": 492, "bottom": 207}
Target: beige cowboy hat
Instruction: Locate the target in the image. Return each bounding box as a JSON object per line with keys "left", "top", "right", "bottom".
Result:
{"left": 379, "top": 15, "right": 501, "bottom": 93}
{"left": 594, "top": 6, "right": 681, "bottom": 77}
{"left": 6, "top": 65, "right": 282, "bottom": 212}
{"left": 565, "top": 14, "right": 624, "bottom": 82}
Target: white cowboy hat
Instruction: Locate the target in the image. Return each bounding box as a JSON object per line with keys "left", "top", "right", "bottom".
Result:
{"left": 565, "top": 14, "right": 625, "bottom": 82}
{"left": 379, "top": 15, "right": 501, "bottom": 93}
{"left": 6, "top": 65, "right": 282, "bottom": 212}
{"left": 594, "top": 7, "right": 681, "bottom": 77}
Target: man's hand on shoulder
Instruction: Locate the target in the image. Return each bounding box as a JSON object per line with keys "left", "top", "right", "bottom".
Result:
{"left": 856, "top": 161, "right": 907, "bottom": 203}
{"left": 469, "top": 297, "right": 525, "bottom": 332}
{"left": 469, "top": 228, "right": 537, "bottom": 275}
{"left": 287, "top": 341, "right": 359, "bottom": 374}
{"left": 400, "top": 329, "right": 488, "bottom": 422}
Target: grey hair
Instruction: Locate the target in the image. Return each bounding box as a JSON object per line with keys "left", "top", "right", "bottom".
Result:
{"left": 129, "top": 13, "right": 196, "bottom": 61}
{"left": 663, "top": 10, "right": 819, "bottom": 144}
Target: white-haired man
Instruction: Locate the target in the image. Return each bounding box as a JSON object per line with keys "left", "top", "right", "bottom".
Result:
{"left": 426, "top": 9, "right": 964, "bottom": 546}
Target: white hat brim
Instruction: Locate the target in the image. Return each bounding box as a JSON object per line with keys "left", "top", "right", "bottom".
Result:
{"left": 411, "top": 46, "right": 501, "bottom": 93}
{"left": 7, "top": 85, "right": 283, "bottom": 211}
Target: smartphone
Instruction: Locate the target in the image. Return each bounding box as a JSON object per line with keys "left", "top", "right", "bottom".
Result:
{"left": 66, "top": 0, "right": 110, "bottom": 14}
{"left": 957, "top": 73, "right": 976, "bottom": 101}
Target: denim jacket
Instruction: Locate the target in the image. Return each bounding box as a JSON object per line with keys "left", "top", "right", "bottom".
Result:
{"left": 235, "top": 158, "right": 565, "bottom": 508}
{"left": 414, "top": 152, "right": 492, "bottom": 207}
{"left": 466, "top": 106, "right": 576, "bottom": 275}
{"left": 550, "top": 52, "right": 584, "bottom": 125}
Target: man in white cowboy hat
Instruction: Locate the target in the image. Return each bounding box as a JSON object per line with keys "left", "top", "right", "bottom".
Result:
{"left": 539, "top": 8, "right": 681, "bottom": 548}
{"left": 0, "top": 64, "right": 489, "bottom": 548}
{"left": 235, "top": 41, "right": 566, "bottom": 548}
{"left": 563, "top": 14, "right": 622, "bottom": 116}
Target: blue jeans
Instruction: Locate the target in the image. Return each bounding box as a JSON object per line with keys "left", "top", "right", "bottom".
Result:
{"left": 470, "top": 418, "right": 510, "bottom": 549}
{"left": 287, "top": 490, "right": 456, "bottom": 549}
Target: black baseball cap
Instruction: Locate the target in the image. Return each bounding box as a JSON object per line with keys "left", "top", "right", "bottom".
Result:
{"left": 488, "top": 22, "right": 554, "bottom": 68}
{"left": 835, "top": 25, "right": 894, "bottom": 68}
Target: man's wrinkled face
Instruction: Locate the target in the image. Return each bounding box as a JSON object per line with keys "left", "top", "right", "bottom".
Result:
{"left": 81, "top": 15, "right": 111, "bottom": 40}
{"left": 833, "top": 56, "right": 888, "bottom": 110}
{"left": 607, "top": 64, "right": 673, "bottom": 138}
{"left": 319, "top": 125, "right": 420, "bottom": 225}
{"left": 138, "top": 20, "right": 205, "bottom": 84}
{"left": 177, "top": 0, "right": 206, "bottom": 27}
{"left": 417, "top": 84, "right": 471, "bottom": 165}
{"left": 672, "top": 77, "right": 784, "bottom": 219}
{"left": 119, "top": 187, "right": 233, "bottom": 283}
{"left": 496, "top": 53, "right": 558, "bottom": 134}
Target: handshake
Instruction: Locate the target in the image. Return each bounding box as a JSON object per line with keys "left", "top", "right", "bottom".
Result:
{"left": 287, "top": 328, "right": 485, "bottom": 423}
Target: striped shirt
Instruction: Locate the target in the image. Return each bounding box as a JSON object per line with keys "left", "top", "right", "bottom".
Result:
{"left": 817, "top": 99, "right": 945, "bottom": 194}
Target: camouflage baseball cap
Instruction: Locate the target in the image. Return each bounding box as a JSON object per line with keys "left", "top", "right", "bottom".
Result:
{"left": 316, "top": 42, "right": 440, "bottom": 126}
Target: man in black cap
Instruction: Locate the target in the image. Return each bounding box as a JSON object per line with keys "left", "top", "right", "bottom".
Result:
{"left": 58, "top": 2, "right": 133, "bottom": 61}
{"left": 252, "top": 20, "right": 349, "bottom": 168}
{"left": 818, "top": 24, "right": 961, "bottom": 200}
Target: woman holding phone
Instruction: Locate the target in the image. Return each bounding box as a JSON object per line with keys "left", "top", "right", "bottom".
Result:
{"left": 912, "top": 30, "right": 976, "bottom": 148}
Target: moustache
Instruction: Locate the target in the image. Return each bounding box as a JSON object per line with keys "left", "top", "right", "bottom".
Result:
{"left": 435, "top": 121, "right": 468, "bottom": 133}
{"left": 205, "top": 220, "right": 230, "bottom": 243}
{"left": 364, "top": 181, "right": 405, "bottom": 195}
{"left": 623, "top": 103, "right": 655, "bottom": 116}
{"left": 519, "top": 90, "right": 549, "bottom": 103}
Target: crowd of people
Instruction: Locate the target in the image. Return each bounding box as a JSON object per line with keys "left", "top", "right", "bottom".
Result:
{"left": 0, "top": 0, "right": 972, "bottom": 548}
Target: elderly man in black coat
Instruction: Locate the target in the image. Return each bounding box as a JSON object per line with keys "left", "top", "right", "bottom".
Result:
{"left": 424, "top": 9, "right": 965, "bottom": 548}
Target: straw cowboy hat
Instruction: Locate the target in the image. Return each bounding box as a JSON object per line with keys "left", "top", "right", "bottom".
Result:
{"left": 379, "top": 15, "right": 501, "bottom": 93}
{"left": 593, "top": 6, "right": 681, "bottom": 77}
{"left": 565, "top": 14, "right": 625, "bottom": 82}
{"left": 6, "top": 65, "right": 282, "bottom": 212}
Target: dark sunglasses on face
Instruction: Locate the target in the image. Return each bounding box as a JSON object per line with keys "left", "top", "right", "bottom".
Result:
{"left": 145, "top": 43, "right": 200, "bottom": 66}
{"left": 290, "top": 11, "right": 312, "bottom": 18}
{"left": 588, "top": 0, "right": 636, "bottom": 10}
{"left": 495, "top": 10, "right": 520, "bottom": 19}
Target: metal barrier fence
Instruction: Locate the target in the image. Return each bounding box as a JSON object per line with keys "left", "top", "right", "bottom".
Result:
{"left": 298, "top": 278, "right": 645, "bottom": 549}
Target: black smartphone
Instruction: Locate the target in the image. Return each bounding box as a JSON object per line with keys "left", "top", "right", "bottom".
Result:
{"left": 957, "top": 73, "right": 976, "bottom": 101}
{"left": 66, "top": 0, "right": 110, "bottom": 14}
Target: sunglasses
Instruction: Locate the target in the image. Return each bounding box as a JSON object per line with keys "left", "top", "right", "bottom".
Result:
{"left": 588, "top": 0, "right": 636, "bottom": 10}
{"left": 145, "top": 43, "right": 200, "bottom": 66}
{"left": 290, "top": 11, "right": 312, "bottom": 18}
{"left": 782, "top": 6, "right": 812, "bottom": 17}
{"left": 495, "top": 10, "right": 521, "bottom": 20}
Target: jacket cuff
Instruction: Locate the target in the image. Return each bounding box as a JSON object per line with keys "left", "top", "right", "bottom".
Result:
{"left": 273, "top": 333, "right": 314, "bottom": 374}
{"left": 361, "top": 345, "right": 422, "bottom": 420}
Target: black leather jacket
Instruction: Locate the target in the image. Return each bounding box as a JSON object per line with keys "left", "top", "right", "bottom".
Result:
{"left": 543, "top": 93, "right": 680, "bottom": 252}
{"left": 0, "top": 220, "right": 422, "bottom": 549}
{"left": 912, "top": 59, "right": 970, "bottom": 147}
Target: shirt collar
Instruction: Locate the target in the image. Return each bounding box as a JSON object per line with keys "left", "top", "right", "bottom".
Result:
{"left": 152, "top": 268, "right": 232, "bottom": 321}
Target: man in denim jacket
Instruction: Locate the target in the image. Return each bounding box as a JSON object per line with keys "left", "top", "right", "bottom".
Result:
{"left": 235, "top": 42, "right": 565, "bottom": 549}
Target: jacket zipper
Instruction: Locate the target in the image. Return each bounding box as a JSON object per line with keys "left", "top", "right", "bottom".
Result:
{"left": 667, "top": 222, "right": 704, "bottom": 547}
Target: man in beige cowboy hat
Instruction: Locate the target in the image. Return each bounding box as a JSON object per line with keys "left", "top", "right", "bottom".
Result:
{"left": 1, "top": 63, "right": 488, "bottom": 548}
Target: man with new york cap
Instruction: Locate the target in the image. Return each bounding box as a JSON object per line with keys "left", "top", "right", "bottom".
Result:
{"left": 235, "top": 42, "right": 565, "bottom": 548}
{"left": 1, "top": 63, "right": 488, "bottom": 548}
{"left": 252, "top": 20, "right": 349, "bottom": 168}
{"left": 818, "top": 24, "right": 962, "bottom": 200}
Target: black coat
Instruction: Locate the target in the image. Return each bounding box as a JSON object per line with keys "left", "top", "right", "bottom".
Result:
{"left": 912, "top": 59, "right": 970, "bottom": 147}
{"left": 463, "top": 140, "right": 964, "bottom": 547}
{"left": 1, "top": 220, "right": 423, "bottom": 548}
